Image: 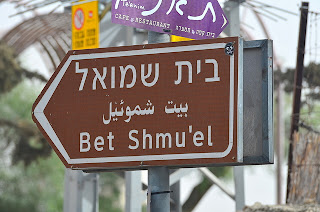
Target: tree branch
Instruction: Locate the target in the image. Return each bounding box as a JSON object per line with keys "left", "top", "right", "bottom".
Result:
{"left": 182, "top": 178, "right": 212, "bottom": 212}
{"left": 0, "top": 118, "right": 37, "bottom": 136}
{"left": 0, "top": 119, "right": 20, "bottom": 130}
{"left": 22, "top": 69, "right": 48, "bottom": 83}
{"left": 0, "top": 118, "right": 52, "bottom": 165}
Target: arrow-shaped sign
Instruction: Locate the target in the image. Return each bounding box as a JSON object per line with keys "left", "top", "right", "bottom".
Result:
{"left": 32, "top": 37, "right": 242, "bottom": 170}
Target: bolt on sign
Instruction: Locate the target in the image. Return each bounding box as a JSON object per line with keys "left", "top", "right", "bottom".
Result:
{"left": 112, "top": 0, "right": 228, "bottom": 40}
{"left": 32, "top": 37, "right": 244, "bottom": 170}
{"left": 72, "top": 0, "right": 99, "bottom": 50}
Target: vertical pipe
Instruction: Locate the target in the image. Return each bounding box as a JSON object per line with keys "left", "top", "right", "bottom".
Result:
{"left": 148, "top": 31, "right": 170, "bottom": 44}
{"left": 224, "top": 0, "right": 240, "bottom": 36}
{"left": 124, "top": 26, "right": 143, "bottom": 212}
{"left": 276, "top": 82, "right": 285, "bottom": 204}
{"left": 287, "top": 1, "right": 309, "bottom": 203}
{"left": 147, "top": 30, "right": 171, "bottom": 212}
{"left": 126, "top": 26, "right": 134, "bottom": 46}
{"left": 93, "top": 173, "right": 99, "bottom": 212}
{"left": 233, "top": 167, "right": 245, "bottom": 212}
{"left": 148, "top": 167, "right": 170, "bottom": 212}
{"left": 76, "top": 171, "right": 83, "bottom": 212}
{"left": 125, "top": 171, "right": 142, "bottom": 212}
{"left": 170, "top": 182, "right": 181, "bottom": 212}
{"left": 224, "top": 1, "right": 245, "bottom": 211}
{"left": 170, "top": 170, "right": 181, "bottom": 212}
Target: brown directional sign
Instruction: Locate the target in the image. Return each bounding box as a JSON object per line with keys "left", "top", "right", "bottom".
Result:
{"left": 32, "top": 37, "right": 243, "bottom": 170}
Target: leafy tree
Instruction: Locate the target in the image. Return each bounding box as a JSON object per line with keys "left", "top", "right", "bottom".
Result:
{"left": 0, "top": 43, "right": 122, "bottom": 211}
{"left": 275, "top": 62, "right": 320, "bottom": 129}
{"left": 99, "top": 172, "right": 123, "bottom": 212}
{"left": 0, "top": 150, "right": 65, "bottom": 212}
{"left": 0, "top": 79, "right": 63, "bottom": 211}
{"left": 275, "top": 62, "right": 320, "bottom": 102}
{"left": 0, "top": 41, "right": 50, "bottom": 165}
{"left": 0, "top": 42, "right": 47, "bottom": 95}
{"left": 0, "top": 80, "right": 52, "bottom": 165}
{"left": 182, "top": 167, "right": 232, "bottom": 212}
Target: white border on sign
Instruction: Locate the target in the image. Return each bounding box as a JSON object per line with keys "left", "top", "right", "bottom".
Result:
{"left": 33, "top": 43, "right": 235, "bottom": 165}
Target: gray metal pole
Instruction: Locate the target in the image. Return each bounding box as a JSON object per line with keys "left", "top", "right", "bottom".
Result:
{"left": 170, "top": 170, "right": 181, "bottom": 212}
{"left": 63, "top": 169, "right": 79, "bottom": 212}
{"left": 224, "top": 0, "right": 241, "bottom": 36}
{"left": 233, "top": 167, "right": 245, "bottom": 212}
{"left": 276, "top": 82, "right": 285, "bottom": 204}
{"left": 148, "top": 31, "right": 170, "bottom": 44}
{"left": 93, "top": 173, "right": 99, "bottom": 212}
{"left": 125, "top": 171, "right": 142, "bottom": 212}
{"left": 148, "top": 167, "right": 170, "bottom": 212}
{"left": 147, "top": 31, "right": 171, "bottom": 212}
{"left": 126, "top": 26, "right": 134, "bottom": 46}
{"left": 77, "top": 171, "right": 84, "bottom": 212}
{"left": 63, "top": 169, "right": 99, "bottom": 212}
{"left": 124, "top": 26, "right": 143, "bottom": 212}
{"left": 224, "top": 1, "right": 245, "bottom": 211}
{"left": 170, "top": 182, "right": 181, "bottom": 212}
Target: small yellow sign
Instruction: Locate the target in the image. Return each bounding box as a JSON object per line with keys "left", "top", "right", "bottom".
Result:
{"left": 72, "top": 0, "right": 99, "bottom": 50}
{"left": 171, "top": 35, "right": 194, "bottom": 42}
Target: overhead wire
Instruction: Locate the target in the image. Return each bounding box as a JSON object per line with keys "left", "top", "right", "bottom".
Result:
{"left": 245, "top": 2, "right": 287, "bottom": 21}
{"left": 9, "top": 0, "right": 60, "bottom": 17}
{"left": 241, "top": 21, "right": 255, "bottom": 30}
{"left": 242, "top": 2, "right": 279, "bottom": 22}
{"left": 247, "top": 0, "right": 298, "bottom": 16}
{"left": 48, "top": 3, "right": 61, "bottom": 14}
{"left": 14, "top": 0, "right": 38, "bottom": 8}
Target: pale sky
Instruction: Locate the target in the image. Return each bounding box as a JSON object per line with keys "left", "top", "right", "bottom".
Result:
{"left": 1, "top": 0, "right": 320, "bottom": 67}
{"left": 239, "top": 0, "right": 320, "bottom": 69}
{"left": 1, "top": 0, "right": 320, "bottom": 69}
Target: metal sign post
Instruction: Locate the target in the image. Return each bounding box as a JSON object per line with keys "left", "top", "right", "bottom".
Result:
{"left": 65, "top": 2, "right": 100, "bottom": 211}
{"left": 147, "top": 31, "right": 171, "bottom": 212}
{"left": 148, "top": 166, "right": 170, "bottom": 212}
{"left": 63, "top": 169, "right": 99, "bottom": 212}
{"left": 224, "top": 1, "right": 245, "bottom": 211}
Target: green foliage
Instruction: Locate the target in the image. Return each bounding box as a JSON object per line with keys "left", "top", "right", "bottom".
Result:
{"left": 0, "top": 80, "right": 42, "bottom": 123}
{"left": 99, "top": 172, "right": 123, "bottom": 212}
{"left": 0, "top": 42, "right": 24, "bottom": 94}
{"left": 208, "top": 166, "right": 232, "bottom": 179}
{"left": 0, "top": 80, "right": 51, "bottom": 165}
{"left": 274, "top": 62, "right": 320, "bottom": 101}
{"left": 275, "top": 62, "right": 320, "bottom": 130}
{"left": 300, "top": 104, "right": 320, "bottom": 129}
{"left": 0, "top": 153, "right": 64, "bottom": 212}
{"left": 0, "top": 41, "right": 123, "bottom": 212}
